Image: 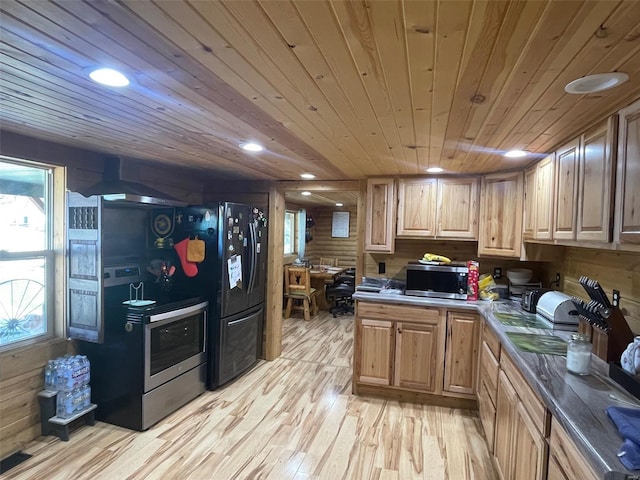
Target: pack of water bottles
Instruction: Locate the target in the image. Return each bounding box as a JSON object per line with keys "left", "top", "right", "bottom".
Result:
{"left": 44, "top": 355, "right": 92, "bottom": 419}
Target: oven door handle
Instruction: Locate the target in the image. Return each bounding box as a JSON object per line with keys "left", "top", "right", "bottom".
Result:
{"left": 148, "top": 301, "right": 209, "bottom": 324}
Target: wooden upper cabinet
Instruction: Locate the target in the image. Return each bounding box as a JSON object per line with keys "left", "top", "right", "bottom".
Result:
{"left": 365, "top": 177, "right": 396, "bottom": 253}
{"left": 535, "top": 153, "right": 555, "bottom": 240}
{"left": 478, "top": 171, "right": 524, "bottom": 258}
{"left": 615, "top": 98, "right": 640, "bottom": 244}
{"left": 577, "top": 118, "right": 616, "bottom": 242}
{"left": 444, "top": 311, "right": 480, "bottom": 396}
{"left": 523, "top": 166, "right": 537, "bottom": 240}
{"left": 397, "top": 177, "right": 478, "bottom": 239}
{"left": 396, "top": 177, "right": 437, "bottom": 236}
{"left": 553, "top": 138, "right": 580, "bottom": 240}
{"left": 437, "top": 177, "right": 479, "bottom": 239}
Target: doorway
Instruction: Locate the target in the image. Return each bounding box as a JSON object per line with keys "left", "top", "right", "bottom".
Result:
{"left": 263, "top": 180, "right": 363, "bottom": 360}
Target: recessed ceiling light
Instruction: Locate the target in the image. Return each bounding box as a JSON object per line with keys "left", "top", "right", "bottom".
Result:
{"left": 504, "top": 150, "right": 529, "bottom": 158}
{"left": 89, "top": 68, "right": 129, "bottom": 87}
{"left": 426, "top": 167, "right": 443, "bottom": 173}
{"left": 300, "top": 173, "right": 315, "bottom": 179}
{"left": 240, "top": 142, "right": 263, "bottom": 152}
{"left": 301, "top": 191, "right": 311, "bottom": 196}
{"left": 335, "top": 203, "right": 343, "bottom": 207}
{"left": 565, "top": 72, "right": 629, "bottom": 94}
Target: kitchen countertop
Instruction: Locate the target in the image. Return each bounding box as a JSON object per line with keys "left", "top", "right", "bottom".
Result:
{"left": 353, "top": 291, "right": 640, "bottom": 478}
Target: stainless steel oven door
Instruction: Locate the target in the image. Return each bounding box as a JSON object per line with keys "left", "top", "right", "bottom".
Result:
{"left": 144, "top": 301, "right": 208, "bottom": 392}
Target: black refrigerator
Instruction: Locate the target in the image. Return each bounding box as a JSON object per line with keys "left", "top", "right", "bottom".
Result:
{"left": 165, "top": 202, "right": 267, "bottom": 389}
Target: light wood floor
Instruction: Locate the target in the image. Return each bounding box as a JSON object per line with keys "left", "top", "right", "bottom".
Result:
{"left": 5, "top": 312, "right": 497, "bottom": 480}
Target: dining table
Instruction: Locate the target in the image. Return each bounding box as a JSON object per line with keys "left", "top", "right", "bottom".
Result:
{"left": 309, "top": 265, "right": 349, "bottom": 310}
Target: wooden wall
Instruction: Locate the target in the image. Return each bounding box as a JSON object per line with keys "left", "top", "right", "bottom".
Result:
{"left": 304, "top": 206, "right": 357, "bottom": 267}
{"left": 364, "top": 239, "right": 548, "bottom": 283}
{"left": 541, "top": 247, "right": 640, "bottom": 334}
{"left": 0, "top": 340, "right": 72, "bottom": 458}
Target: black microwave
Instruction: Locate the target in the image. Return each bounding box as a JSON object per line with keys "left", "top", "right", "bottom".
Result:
{"left": 405, "top": 262, "right": 469, "bottom": 300}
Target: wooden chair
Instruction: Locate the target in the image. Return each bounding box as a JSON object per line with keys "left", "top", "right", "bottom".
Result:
{"left": 284, "top": 266, "right": 319, "bottom": 321}
{"left": 319, "top": 257, "right": 338, "bottom": 267}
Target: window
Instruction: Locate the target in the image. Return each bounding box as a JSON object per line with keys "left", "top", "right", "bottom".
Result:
{"left": 284, "top": 210, "right": 296, "bottom": 255}
{"left": 0, "top": 158, "right": 55, "bottom": 348}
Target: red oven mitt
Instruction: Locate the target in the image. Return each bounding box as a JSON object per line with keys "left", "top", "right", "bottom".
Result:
{"left": 174, "top": 238, "right": 198, "bottom": 277}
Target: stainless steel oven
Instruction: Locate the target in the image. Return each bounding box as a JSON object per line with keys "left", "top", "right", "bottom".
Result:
{"left": 78, "top": 262, "right": 209, "bottom": 431}
{"left": 143, "top": 301, "right": 207, "bottom": 392}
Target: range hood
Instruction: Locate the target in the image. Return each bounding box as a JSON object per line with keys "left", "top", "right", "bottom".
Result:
{"left": 81, "top": 156, "right": 187, "bottom": 207}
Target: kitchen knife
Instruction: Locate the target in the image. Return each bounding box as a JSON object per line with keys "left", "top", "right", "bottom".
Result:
{"left": 572, "top": 297, "right": 609, "bottom": 331}
{"left": 587, "top": 301, "right": 610, "bottom": 330}
{"left": 581, "top": 276, "right": 608, "bottom": 308}
{"left": 592, "top": 279, "right": 612, "bottom": 308}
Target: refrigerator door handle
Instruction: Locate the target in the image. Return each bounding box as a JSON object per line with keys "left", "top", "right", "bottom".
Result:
{"left": 247, "top": 222, "right": 257, "bottom": 294}
{"left": 252, "top": 222, "right": 258, "bottom": 293}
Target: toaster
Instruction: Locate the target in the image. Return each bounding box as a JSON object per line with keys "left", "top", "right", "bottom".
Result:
{"left": 521, "top": 288, "right": 552, "bottom": 313}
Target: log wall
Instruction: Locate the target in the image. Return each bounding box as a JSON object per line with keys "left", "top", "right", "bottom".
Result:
{"left": 0, "top": 340, "right": 72, "bottom": 459}
{"left": 304, "top": 206, "right": 358, "bottom": 268}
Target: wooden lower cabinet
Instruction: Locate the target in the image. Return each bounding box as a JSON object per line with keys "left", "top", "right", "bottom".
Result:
{"left": 395, "top": 321, "right": 442, "bottom": 393}
{"left": 512, "top": 402, "right": 548, "bottom": 480}
{"left": 444, "top": 311, "right": 480, "bottom": 396}
{"left": 478, "top": 321, "right": 501, "bottom": 453}
{"left": 477, "top": 379, "right": 496, "bottom": 453}
{"left": 548, "top": 418, "right": 598, "bottom": 480}
{"left": 493, "top": 356, "right": 549, "bottom": 480}
{"left": 354, "top": 302, "right": 481, "bottom": 401}
{"left": 494, "top": 370, "right": 518, "bottom": 480}
{"left": 547, "top": 455, "right": 568, "bottom": 480}
{"left": 356, "top": 318, "right": 394, "bottom": 386}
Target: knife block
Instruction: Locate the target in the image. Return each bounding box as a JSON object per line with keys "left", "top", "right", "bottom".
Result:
{"left": 582, "top": 308, "right": 635, "bottom": 362}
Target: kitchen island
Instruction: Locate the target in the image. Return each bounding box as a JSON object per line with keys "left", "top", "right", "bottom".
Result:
{"left": 352, "top": 291, "right": 639, "bottom": 479}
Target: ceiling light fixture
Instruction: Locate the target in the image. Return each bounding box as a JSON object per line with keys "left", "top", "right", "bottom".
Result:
{"left": 89, "top": 68, "right": 129, "bottom": 87}
{"left": 240, "top": 142, "right": 263, "bottom": 152}
{"left": 504, "top": 150, "right": 529, "bottom": 158}
{"left": 300, "top": 173, "right": 315, "bottom": 179}
{"left": 335, "top": 203, "right": 343, "bottom": 207}
{"left": 564, "top": 72, "right": 629, "bottom": 94}
{"left": 301, "top": 191, "right": 311, "bottom": 196}
{"left": 426, "top": 167, "right": 443, "bottom": 173}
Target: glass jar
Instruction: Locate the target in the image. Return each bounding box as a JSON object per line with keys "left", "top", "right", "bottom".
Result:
{"left": 566, "top": 333, "right": 592, "bottom": 375}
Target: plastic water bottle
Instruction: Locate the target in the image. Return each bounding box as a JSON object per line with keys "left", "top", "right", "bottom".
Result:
{"left": 44, "top": 361, "right": 55, "bottom": 391}
{"left": 56, "top": 391, "right": 73, "bottom": 419}
{"left": 83, "top": 384, "right": 91, "bottom": 409}
{"left": 80, "top": 355, "right": 90, "bottom": 386}
{"left": 55, "top": 360, "right": 65, "bottom": 391}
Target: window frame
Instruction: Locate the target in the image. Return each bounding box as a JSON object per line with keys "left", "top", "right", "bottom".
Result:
{"left": 283, "top": 210, "right": 297, "bottom": 256}
{"left": 0, "top": 156, "right": 62, "bottom": 351}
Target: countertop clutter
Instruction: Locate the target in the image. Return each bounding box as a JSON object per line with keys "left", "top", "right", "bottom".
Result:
{"left": 352, "top": 291, "right": 640, "bottom": 478}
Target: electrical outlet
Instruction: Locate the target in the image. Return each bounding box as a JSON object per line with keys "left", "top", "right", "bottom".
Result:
{"left": 493, "top": 267, "right": 502, "bottom": 279}
{"left": 378, "top": 262, "right": 386, "bottom": 274}
{"left": 612, "top": 289, "right": 620, "bottom": 308}
{"left": 555, "top": 273, "right": 561, "bottom": 286}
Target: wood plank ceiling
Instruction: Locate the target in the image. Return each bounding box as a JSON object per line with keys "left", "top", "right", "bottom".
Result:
{"left": 1, "top": 0, "right": 640, "bottom": 181}
{"left": 285, "top": 190, "right": 359, "bottom": 208}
